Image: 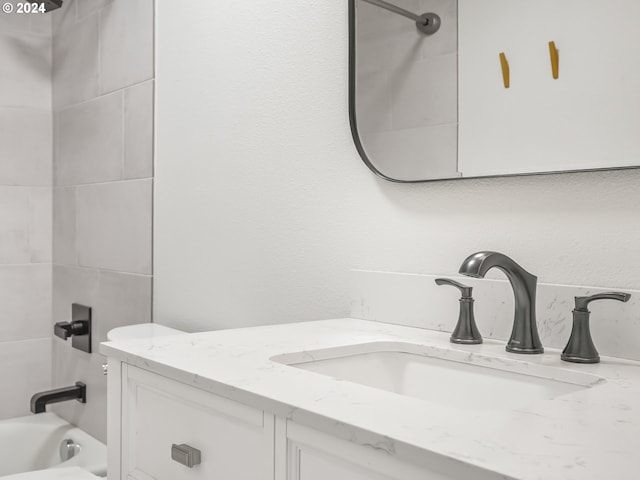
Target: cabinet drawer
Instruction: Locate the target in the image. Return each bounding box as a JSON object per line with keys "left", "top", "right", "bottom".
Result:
{"left": 123, "top": 366, "right": 273, "bottom": 480}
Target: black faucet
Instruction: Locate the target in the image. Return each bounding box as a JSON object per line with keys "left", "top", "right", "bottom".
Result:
{"left": 30, "top": 382, "right": 86, "bottom": 414}
{"left": 459, "top": 251, "right": 544, "bottom": 354}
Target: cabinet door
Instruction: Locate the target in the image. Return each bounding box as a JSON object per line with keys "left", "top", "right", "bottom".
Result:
{"left": 285, "top": 422, "right": 505, "bottom": 480}
{"left": 286, "top": 423, "right": 453, "bottom": 480}
{"left": 122, "top": 365, "right": 274, "bottom": 480}
{"left": 293, "top": 444, "right": 396, "bottom": 480}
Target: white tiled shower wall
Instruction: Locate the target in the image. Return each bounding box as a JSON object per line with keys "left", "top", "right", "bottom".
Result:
{"left": 51, "top": 0, "right": 154, "bottom": 442}
{"left": 0, "top": 2, "right": 53, "bottom": 420}
{"left": 0, "top": 0, "right": 153, "bottom": 440}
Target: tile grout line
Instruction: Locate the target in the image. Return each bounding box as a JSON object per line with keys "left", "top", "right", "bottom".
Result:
{"left": 54, "top": 80, "right": 154, "bottom": 113}
{"left": 0, "top": 337, "right": 56, "bottom": 346}
{"left": 61, "top": 177, "right": 153, "bottom": 189}
{"left": 52, "top": 262, "right": 153, "bottom": 279}
{"left": 73, "top": 184, "right": 78, "bottom": 266}
{"left": 121, "top": 86, "right": 126, "bottom": 180}
{"left": 97, "top": 3, "right": 102, "bottom": 98}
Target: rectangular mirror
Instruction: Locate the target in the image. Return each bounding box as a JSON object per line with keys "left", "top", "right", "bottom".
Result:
{"left": 349, "top": 0, "right": 640, "bottom": 182}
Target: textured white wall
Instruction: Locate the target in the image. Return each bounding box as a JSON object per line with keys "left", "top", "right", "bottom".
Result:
{"left": 154, "top": 0, "right": 640, "bottom": 332}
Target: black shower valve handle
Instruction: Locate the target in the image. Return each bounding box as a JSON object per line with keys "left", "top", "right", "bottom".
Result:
{"left": 54, "top": 320, "right": 89, "bottom": 340}
{"left": 54, "top": 322, "right": 72, "bottom": 340}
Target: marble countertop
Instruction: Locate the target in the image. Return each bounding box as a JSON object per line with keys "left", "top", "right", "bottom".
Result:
{"left": 101, "top": 319, "right": 640, "bottom": 480}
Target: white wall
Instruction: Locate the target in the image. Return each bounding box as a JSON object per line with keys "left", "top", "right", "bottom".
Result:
{"left": 154, "top": 0, "right": 640, "bottom": 332}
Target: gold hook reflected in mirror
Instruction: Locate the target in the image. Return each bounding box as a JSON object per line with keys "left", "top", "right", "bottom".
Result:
{"left": 499, "top": 52, "right": 510, "bottom": 88}
{"left": 549, "top": 41, "right": 559, "bottom": 79}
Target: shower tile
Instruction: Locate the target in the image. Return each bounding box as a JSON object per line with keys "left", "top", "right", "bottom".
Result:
{"left": 53, "top": 11, "right": 99, "bottom": 109}
{"left": 77, "top": 0, "right": 114, "bottom": 19}
{"left": 30, "top": 11, "right": 53, "bottom": 36}
{"left": 53, "top": 187, "right": 76, "bottom": 265}
{"left": 357, "top": 0, "right": 421, "bottom": 41}
{"left": 0, "top": 187, "right": 51, "bottom": 264}
{"left": 99, "top": 0, "right": 154, "bottom": 94}
{"left": 0, "top": 31, "right": 52, "bottom": 109}
{"left": 53, "top": 264, "right": 149, "bottom": 443}
{"left": 52, "top": 340, "right": 107, "bottom": 442}
{"left": 355, "top": 35, "right": 393, "bottom": 77}
{"left": 0, "top": 338, "right": 51, "bottom": 420}
{"left": 124, "top": 80, "right": 154, "bottom": 179}
{"left": 0, "top": 188, "right": 31, "bottom": 263}
{"left": 355, "top": 71, "right": 392, "bottom": 134}
{"left": 417, "top": 0, "right": 457, "bottom": 58}
{"left": 52, "top": 265, "right": 151, "bottom": 357}
{"left": 93, "top": 270, "right": 151, "bottom": 350}
{"left": 76, "top": 179, "right": 152, "bottom": 274}
{"left": 56, "top": 91, "right": 123, "bottom": 186}
{"left": 52, "top": 265, "right": 100, "bottom": 326}
{"left": 28, "top": 187, "right": 52, "bottom": 263}
{"left": 52, "top": 0, "right": 78, "bottom": 35}
{"left": 0, "top": 107, "right": 52, "bottom": 186}
{"left": 390, "top": 53, "right": 457, "bottom": 129}
{"left": 0, "top": 2, "right": 31, "bottom": 33}
{"left": 361, "top": 123, "right": 458, "bottom": 180}
{"left": 0, "top": 265, "right": 52, "bottom": 342}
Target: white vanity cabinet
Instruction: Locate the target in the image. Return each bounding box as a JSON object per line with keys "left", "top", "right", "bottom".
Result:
{"left": 106, "top": 361, "right": 494, "bottom": 480}
{"left": 103, "top": 320, "right": 640, "bottom": 480}
{"left": 110, "top": 364, "right": 275, "bottom": 480}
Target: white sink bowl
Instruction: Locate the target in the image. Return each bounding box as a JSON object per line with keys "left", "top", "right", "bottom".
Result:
{"left": 272, "top": 342, "right": 604, "bottom": 411}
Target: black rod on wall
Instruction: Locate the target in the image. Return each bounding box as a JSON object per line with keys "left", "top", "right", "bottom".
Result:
{"left": 359, "top": 0, "right": 441, "bottom": 35}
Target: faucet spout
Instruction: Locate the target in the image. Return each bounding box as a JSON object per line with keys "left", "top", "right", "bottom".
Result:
{"left": 30, "top": 382, "right": 86, "bottom": 414}
{"left": 459, "top": 252, "right": 543, "bottom": 354}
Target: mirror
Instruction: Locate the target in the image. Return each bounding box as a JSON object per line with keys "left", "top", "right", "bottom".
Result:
{"left": 349, "top": 0, "right": 640, "bottom": 182}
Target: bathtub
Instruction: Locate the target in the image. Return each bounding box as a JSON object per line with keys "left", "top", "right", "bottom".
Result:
{"left": 0, "top": 413, "right": 106, "bottom": 478}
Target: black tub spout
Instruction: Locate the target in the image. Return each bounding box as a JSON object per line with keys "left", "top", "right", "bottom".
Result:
{"left": 30, "top": 382, "right": 86, "bottom": 414}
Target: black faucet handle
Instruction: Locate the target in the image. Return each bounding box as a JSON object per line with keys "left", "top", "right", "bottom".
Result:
{"left": 435, "top": 278, "right": 473, "bottom": 298}
{"left": 435, "top": 278, "right": 482, "bottom": 345}
{"left": 574, "top": 292, "right": 631, "bottom": 311}
{"left": 54, "top": 320, "right": 90, "bottom": 340}
{"left": 54, "top": 322, "right": 72, "bottom": 340}
{"left": 563, "top": 291, "right": 632, "bottom": 363}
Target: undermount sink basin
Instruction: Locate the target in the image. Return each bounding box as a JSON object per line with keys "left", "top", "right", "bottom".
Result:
{"left": 271, "top": 342, "right": 604, "bottom": 411}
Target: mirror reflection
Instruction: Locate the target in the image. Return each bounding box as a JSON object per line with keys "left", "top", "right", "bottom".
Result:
{"left": 350, "top": 0, "right": 640, "bottom": 182}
